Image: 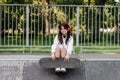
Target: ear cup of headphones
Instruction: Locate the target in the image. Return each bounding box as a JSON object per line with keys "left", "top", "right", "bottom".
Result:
{"left": 59, "top": 23, "right": 71, "bottom": 32}
{"left": 67, "top": 27, "right": 70, "bottom": 32}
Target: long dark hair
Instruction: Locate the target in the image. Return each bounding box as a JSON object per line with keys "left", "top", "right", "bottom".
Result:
{"left": 58, "top": 23, "right": 71, "bottom": 44}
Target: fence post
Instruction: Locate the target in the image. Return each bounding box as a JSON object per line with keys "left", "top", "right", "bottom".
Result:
{"left": 26, "top": 5, "right": 29, "bottom": 47}
{"left": 76, "top": 6, "right": 82, "bottom": 53}
{"left": 76, "top": 6, "right": 79, "bottom": 47}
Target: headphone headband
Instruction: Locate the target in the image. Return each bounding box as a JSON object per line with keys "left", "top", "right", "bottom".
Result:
{"left": 59, "top": 23, "right": 71, "bottom": 32}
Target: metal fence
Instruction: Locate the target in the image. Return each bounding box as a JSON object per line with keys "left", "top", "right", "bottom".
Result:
{"left": 0, "top": 4, "right": 120, "bottom": 53}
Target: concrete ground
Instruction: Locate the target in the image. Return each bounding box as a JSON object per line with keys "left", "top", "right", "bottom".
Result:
{"left": 0, "top": 54, "right": 120, "bottom": 80}
{"left": 0, "top": 53, "right": 120, "bottom": 60}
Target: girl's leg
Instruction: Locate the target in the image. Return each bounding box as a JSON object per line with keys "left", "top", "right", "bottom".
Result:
{"left": 60, "top": 47, "right": 67, "bottom": 58}
{"left": 54, "top": 47, "right": 61, "bottom": 72}
{"left": 54, "top": 47, "right": 61, "bottom": 58}
{"left": 60, "top": 47, "right": 67, "bottom": 72}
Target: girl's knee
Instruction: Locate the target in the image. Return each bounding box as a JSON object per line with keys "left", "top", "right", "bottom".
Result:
{"left": 60, "top": 47, "right": 66, "bottom": 51}
{"left": 56, "top": 47, "right": 61, "bottom": 51}
{"left": 60, "top": 47, "right": 67, "bottom": 58}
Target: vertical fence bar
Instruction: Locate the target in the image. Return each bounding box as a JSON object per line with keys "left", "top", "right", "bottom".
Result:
{"left": 76, "top": 6, "right": 79, "bottom": 47}
{"left": 42, "top": 6, "right": 43, "bottom": 46}
{"left": 26, "top": 5, "right": 29, "bottom": 47}
{"left": 51, "top": 5, "right": 54, "bottom": 45}
{"left": 22, "top": 6, "right": 25, "bottom": 54}
{"left": 95, "top": 7, "right": 97, "bottom": 46}
{"left": 65, "top": 6, "right": 66, "bottom": 22}
{"left": 118, "top": 7, "right": 119, "bottom": 46}
{"left": 45, "top": 5, "right": 47, "bottom": 46}
{"left": 30, "top": 6, "right": 32, "bottom": 47}
{"left": 38, "top": 6, "right": 40, "bottom": 46}
{"left": 110, "top": 7, "right": 112, "bottom": 46}
{"left": 4, "top": 6, "right": 5, "bottom": 46}
{"left": 106, "top": 7, "right": 108, "bottom": 46}
{"left": 49, "top": 6, "right": 51, "bottom": 46}
{"left": 79, "top": 7, "right": 81, "bottom": 45}
{"left": 34, "top": 6, "right": 35, "bottom": 46}
{"left": 99, "top": 7, "right": 101, "bottom": 46}
{"left": 79, "top": 7, "right": 83, "bottom": 44}
{"left": 114, "top": 7, "right": 116, "bottom": 47}
{"left": 12, "top": 6, "right": 13, "bottom": 46}
{"left": 84, "top": 7, "right": 86, "bottom": 46}
{"left": 83, "top": 6, "right": 84, "bottom": 46}
{"left": 30, "top": 6, "right": 32, "bottom": 54}
{"left": 102, "top": 7, "right": 104, "bottom": 46}
{"left": 91, "top": 7, "right": 96, "bottom": 46}
{"left": 69, "top": 6, "right": 70, "bottom": 23}
{"left": 72, "top": 6, "right": 74, "bottom": 36}
{"left": 20, "top": 6, "right": 22, "bottom": 46}
{"left": 8, "top": 6, "right": 10, "bottom": 46}
{"left": 0, "top": 6, "right": 1, "bottom": 45}
{"left": 15, "top": 6, "right": 17, "bottom": 46}
{"left": 88, "top": 6, "right": 90, "bottom": 46}
{"left": 72, "top": 6, "right": 75, "bottom": 53}
{"left": 23, "top": 6, "right": 25, "bottom": 54}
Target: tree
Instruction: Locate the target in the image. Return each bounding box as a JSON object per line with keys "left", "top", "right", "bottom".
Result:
{"left": 42, "top": 0, "right": 50, "bottom": 36}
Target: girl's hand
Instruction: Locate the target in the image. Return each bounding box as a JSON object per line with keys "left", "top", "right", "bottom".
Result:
{"left": 64, "top": 54, "right": 70, "bottom": 62}
{"left": 51, "top": 53, "right": 56, "bottom": 61}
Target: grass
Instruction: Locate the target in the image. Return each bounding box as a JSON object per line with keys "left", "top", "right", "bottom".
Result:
{"left": 2, "top": 35, "right": 120, "bottom": 46}
{"left": 80, "top": 47, "right": 120, "bottom": 54}
{"left": 1, "top": 36, "right": 120, "bottom": 54}
{"left": 0, "top": 46, "right": 120, "bottom": 54}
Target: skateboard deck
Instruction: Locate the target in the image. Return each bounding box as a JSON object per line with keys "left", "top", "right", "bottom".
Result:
{"left": 39, "top": 57, "right": 80, "bottom": 68}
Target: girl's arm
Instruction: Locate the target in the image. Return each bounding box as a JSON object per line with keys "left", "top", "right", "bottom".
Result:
{"left": 67, "top": 36, "right": 73, "bottom": 56}
{"left": 51, "top": 35, "right": 59, "bottom": 54}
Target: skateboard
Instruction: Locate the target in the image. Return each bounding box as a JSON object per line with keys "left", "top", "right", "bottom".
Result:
{"left": 39, "top": 57, "right": 80, "bottom": 69}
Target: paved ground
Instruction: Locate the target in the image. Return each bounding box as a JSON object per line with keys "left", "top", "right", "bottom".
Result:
{"left": 0, "top": 53, "right": 120, "bottom": 60}
{"left": 0, "top": 54, "right": 120, "bottom": 80}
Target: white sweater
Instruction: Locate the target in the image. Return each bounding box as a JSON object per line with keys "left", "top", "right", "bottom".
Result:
{"left": 51, "top": 35, "right": 73, "bottom": 56}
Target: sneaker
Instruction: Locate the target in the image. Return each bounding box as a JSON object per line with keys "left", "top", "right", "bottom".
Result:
{"left": 61, "top": 68, "right": 66, "bottom": 72}
{"left": 55, "top": 68, "right": 61, "bottom": 72}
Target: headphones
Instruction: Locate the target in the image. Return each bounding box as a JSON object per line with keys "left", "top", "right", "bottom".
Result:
{"left": 67, "top": 26, "right": 71, "bottom": 32}
{"left": 59, "top": 23, "right": 71, "bottom": 32}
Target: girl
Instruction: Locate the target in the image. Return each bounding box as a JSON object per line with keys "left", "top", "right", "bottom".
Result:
{"left": 51, "top": 23, "right": 73, "bottom": 72}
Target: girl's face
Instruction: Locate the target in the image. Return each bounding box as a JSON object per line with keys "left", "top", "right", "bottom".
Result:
{"left": 60, "top": 26, "right": 68, "bottom": 35}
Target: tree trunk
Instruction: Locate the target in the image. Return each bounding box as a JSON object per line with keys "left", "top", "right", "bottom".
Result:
{"left": 88, "top": 0, "right": 91, "bottom": 5}
{"left": 45, "top": 2, "right": 49, "bottom": 36}
{"left": 42, "top": 0, "right": 50, "bottom": 36}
